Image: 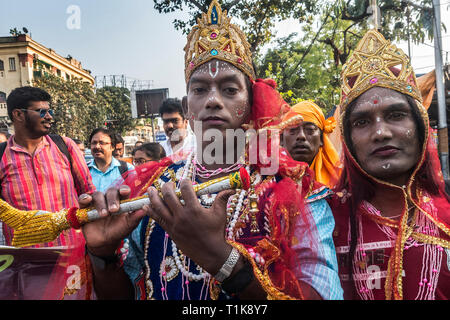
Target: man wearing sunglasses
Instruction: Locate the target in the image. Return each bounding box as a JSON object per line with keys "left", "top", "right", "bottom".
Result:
{"left": 0, "top": 86, "right": 95, "bottom": 249}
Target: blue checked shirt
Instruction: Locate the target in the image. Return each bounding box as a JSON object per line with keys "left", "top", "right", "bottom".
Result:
{"left": 298, "top": 188, "right": 343, "bottom": 300}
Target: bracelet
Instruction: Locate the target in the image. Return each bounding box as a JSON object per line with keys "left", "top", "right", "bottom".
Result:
{"left": 220, "top": 261, "right": 254, "bottom": 296}
{"left": 214, "top": 247, "right": 240, "bottom": 282}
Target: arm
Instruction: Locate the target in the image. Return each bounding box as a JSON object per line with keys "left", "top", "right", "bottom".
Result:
{"left": 79, "top": 187, "right": 147, "bottom": 299}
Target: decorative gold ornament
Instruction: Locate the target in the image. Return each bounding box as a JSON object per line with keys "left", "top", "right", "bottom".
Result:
{"left": 184, "top": 0, "right": 256, "bottom": 83}
{"left": 340, "top": 29, "right": 422, "bottom": 111}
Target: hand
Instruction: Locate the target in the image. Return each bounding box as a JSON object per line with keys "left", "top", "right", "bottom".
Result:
{"left": 78, "top": 186, "right": 147, "bottom": 257}
{"left": 144, "top": 179, "right": 235, "bottom": 275}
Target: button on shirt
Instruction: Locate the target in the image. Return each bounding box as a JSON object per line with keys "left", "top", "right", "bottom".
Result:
{"left": 88, "top": 157, "right": 134, "bottom": 192}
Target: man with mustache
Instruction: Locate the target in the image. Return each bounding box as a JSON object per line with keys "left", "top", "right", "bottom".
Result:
{"left": 88, "top": 127, "right": 134, "bottom": 193}
{"left": 159, "top": 97, "right": 195, "bottom": 157}
{"left": 281, "top": 101, "right": 341, "bottom": 188}
{"left": 0, "top": 86, "right": 95, "bottom": 247}
{"left": 330, "top": 29, "right": 450, "bottom": 300}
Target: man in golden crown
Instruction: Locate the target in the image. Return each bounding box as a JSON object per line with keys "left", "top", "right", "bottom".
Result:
{"left": 330, "top": 29, "right": 450, "bottom": 300}
{"left": 58, "top": 1, "right": 343, "bottom": 300}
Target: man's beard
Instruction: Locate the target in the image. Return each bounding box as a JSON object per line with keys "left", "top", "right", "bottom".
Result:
{"left": 25, "top": 114, "right": 50, "bottom": 138}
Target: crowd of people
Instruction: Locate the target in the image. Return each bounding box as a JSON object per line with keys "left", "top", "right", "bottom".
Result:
{"left": 0, "top": 0, "right": 449, "bottom": 301}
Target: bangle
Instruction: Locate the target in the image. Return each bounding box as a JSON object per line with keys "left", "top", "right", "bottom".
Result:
{"left": 214, "top": 247, "right": 240, "bottom": 283}
{"left": 220, "top": 261, "right": 254, "bottom": 296}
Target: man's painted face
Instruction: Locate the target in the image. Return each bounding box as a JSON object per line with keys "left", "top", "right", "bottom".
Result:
{"left": 161, "top": 112, "right": 188, "bottom": 142}
{"left": 347, "top": 87, "right": 422, "bottom": 186}
{"left": 282, "top": 122, "right": 323, "bottom": 165}
{"left": 186, "top": 60, "right": 251, "bottom": 134}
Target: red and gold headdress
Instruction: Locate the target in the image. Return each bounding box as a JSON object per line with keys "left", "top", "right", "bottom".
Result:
{"left": 184, "top": 0, "right": 256, "bottom": 83}
{"left": 340, "top": 29, "right": 422, "bottom": 111}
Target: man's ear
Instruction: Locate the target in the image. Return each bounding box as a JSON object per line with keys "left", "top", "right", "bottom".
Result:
{"left": 12, "top": 109, "right": 24, "bottom": 123}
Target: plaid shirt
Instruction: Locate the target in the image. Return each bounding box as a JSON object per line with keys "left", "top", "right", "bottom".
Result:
{"left": 0, "top": 135, "right": 95, "bottom": 247}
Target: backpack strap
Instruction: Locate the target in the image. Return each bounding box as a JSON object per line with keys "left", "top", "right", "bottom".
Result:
{"left": 0, "top": 142, "right": 6, "bottom": 199}
{"left": 118, "top": 160, "right": 129, "bottom": 176}
{"left": 0, "top": 142, "right": 6, "bottom": 161}
{"left": 48, "top": 134, "right": 73, "bottom": 170}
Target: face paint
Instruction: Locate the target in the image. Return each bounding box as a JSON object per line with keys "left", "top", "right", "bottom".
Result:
{"left": 406, "top": 129, "right": 413, "bottom": 138}
{"left": 235, "top": 106, "right": 246, "bottom": 118}
{"left": 209, "top": 60, "right": 219, "bottom": 78}
{"left": 357, "top": 93, "right": 383, "bottom": 109}
{"left": 382, "top": 163, "right": 391, "bottom": 170}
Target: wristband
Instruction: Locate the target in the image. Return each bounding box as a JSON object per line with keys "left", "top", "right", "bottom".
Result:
{"left": 214, "top": 247, "right": 240, "bottom": 282}
{"left": 220, "top": 261, "right": 254, "bottom": 296}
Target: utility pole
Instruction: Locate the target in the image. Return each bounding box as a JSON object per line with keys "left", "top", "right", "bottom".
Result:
{"left": 432, "top": 0, "right": 449, "bottom": 180}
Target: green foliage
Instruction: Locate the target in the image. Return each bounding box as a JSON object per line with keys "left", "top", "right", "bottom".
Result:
{"left": 33, "top": 74, "right": 106, "bottom": 142}
{"left": 33, "top": 74, "right": 136, "bottom": 142}
{"left": 96, "top": 86, "right": 137, "bottom": 136}
{"left": 154, "top": 0, "right": 444, "bottom": 116}
{"left": 256, "top": 32, "right": 341, "bottom": 114}
{"left": 154, "top": 0, "right": 319, "bottom": 54}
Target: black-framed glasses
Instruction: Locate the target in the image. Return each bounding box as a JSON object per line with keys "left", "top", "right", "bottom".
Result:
{"left": 20, "top": 108, "right": 54, "bottom": 118}
{"left": 133, "top": 158, "right": 153, "bottom": 165}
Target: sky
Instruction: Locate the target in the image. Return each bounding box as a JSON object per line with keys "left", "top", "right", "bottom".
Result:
{"left": 1, "top": 0, "right": 449, "bottom": 100}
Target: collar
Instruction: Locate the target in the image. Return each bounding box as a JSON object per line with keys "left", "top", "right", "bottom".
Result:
{"left": 88, "top": 157, "right": 121, "bottom": 172}
{"left": 9, "top": 135, "right": 49, "bottom": 154}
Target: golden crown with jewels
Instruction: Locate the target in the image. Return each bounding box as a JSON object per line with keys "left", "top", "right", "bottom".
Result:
{"left": 340, "top": 29, "right": 423, "bottom": 110}
{"left": 184, "top": 0, "right": 256, "bottom": 83}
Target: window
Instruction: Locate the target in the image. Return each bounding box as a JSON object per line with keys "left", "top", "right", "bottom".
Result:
{"left": 9, "top": 58, "right": 16, "bottom": 71}
{"left": 0, "top": 60, "right": 4, "bottom": 71}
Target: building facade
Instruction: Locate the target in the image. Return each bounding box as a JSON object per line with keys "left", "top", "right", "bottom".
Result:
{"left": 0, "top": 34, "right": 94, "bottom": 121}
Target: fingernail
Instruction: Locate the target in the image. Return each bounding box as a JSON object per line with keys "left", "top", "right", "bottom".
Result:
{"left": 101, "top": 209, "right": 108, "bottom": 216}
{"left": 110, "top": 204, "right": 118, "bottom": 210}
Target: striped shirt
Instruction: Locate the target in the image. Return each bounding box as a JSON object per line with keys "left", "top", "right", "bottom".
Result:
{"left": 0, "top": 135, "right": 95, "bottom": 246}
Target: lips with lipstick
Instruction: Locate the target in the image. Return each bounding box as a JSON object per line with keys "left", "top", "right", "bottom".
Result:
{"left": 370, "top": 145, "right": 400, "bottom": 157}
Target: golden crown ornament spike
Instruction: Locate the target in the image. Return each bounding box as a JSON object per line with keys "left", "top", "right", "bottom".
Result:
{"left": 184, "top": 0, "right": 256, "bottom": 83}
{"left": 340, "top": 29, "right": 423, "bottom": 111}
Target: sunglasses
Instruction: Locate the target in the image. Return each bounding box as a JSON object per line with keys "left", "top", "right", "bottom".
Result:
{"left": 19, "top": 108, "right": 54, "bottom": 118}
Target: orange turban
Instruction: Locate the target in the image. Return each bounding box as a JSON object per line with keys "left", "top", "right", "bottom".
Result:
{"left": 282, "top": 101, "right": 341, "bottom": 187}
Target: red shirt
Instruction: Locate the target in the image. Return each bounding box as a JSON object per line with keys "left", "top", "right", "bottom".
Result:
{"left": 332, "top": 196, "right": 450, "bottom": 300}
{"left": 0, "top": 135, "right": 95, "bottom": 246}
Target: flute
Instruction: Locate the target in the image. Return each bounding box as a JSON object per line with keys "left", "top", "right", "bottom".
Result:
{"left": 4, "top": 167, "right": 250, "bottom": 247}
